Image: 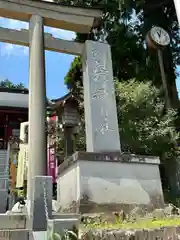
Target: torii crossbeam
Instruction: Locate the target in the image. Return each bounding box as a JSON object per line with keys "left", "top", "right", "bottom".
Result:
{"left": 0, "top": 0, "right": 102, "bottom": 33}
{"left": 0, "top": 27, "right": 83, "bottom": 55}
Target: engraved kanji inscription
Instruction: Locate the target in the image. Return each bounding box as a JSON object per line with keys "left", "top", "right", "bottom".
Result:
{"left": 92, "top": 87, "right": 108, "bottom": 100}
{"left": 95, "top": 108, "right": 114, "bottom": 136}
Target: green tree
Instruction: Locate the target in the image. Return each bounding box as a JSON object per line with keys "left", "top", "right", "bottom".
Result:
{"left": 116, "top": 79, "right": 178, "bottom": 156}
{"left": 56, "top": 0, "right": 180, "bottom": 108}
{"left": 135, "top": 0, "right": 180, "bottom": 108}
{"left": 64, "top": 57, "right": 83, "bottom": 99}
{"left": 69, "top": 79, "right": 180, "bottom": 196}
{"left": 116, "top": 79, "right": 180, "bottom": 197}
{"left": 0, "top": 79, "right": 27, "bottom": 90}
{"left": 56, "top": 0, "right": 148, "bottom": 83}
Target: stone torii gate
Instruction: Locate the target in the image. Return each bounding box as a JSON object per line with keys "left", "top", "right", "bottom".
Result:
{"left": 0, "top": 0, "right": 121, "bottom": 205}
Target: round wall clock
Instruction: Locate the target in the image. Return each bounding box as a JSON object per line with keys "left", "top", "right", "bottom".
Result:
{"left": 147, "top": 26, "right": 170, "bottom": 48}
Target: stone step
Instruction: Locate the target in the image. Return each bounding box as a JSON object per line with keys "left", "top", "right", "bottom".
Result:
{"left": 0, "top": 174, "right": 9, "bottom": 178}
{"left": 0, "top": 229, "right": 29, "bottom": 240}
{"left": 0, "top": 158, "right": 8, "bottom": 160}
{"left": 0, "top": 151, "right": 8, "bottom": 165}
{"left": 0, "top": 191, "right": 8, "bottom": 213}
{"left": 30, "top": 231, "right": 47, "bottom": 240}
{"left": 0, "top": 214, "right": 26, "bottom": 229}
{"left": 0, "top": 179, "right": 9, "bottom": 189}
{"left": 0, "top": 154, "right": 7, "bottom": 156}
{"left": 0, "top": 165, "right": 9, "bottom": 173}
{"left": 0, "top": 161, "right": 7, "bottom": 164}
{"left": 48, "top": 217, "right": 79, "bottom": 238}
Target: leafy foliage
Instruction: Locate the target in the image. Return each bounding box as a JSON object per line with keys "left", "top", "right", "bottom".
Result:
{"left": 48, "top": 228, "right": 78, "bottom": 240}
{"left": 0, "top": 79, "right": 27, "bottom": 90}
{"left": 69, "top": 79, "right": 179, "bottom": 162}
{"left": 64, "top": 57, "right": 83, "bottom": 99}
{"left": 115, "top": 79, "right": 179, "bottom": 159}
{"left": 59, "top": 0, "right": 180, "bottom": 107}
{"left": 83, "top": 216, "right": 180, "bottom": 230}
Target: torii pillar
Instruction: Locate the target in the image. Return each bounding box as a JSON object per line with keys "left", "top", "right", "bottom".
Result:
{"left": 27, "top": 15, "right": 47, "bottom": 202}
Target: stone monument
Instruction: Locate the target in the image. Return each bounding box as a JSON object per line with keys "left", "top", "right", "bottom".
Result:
{"left": 83, "top": 41, "right": 121, "bottom": 152}
{"left": 57, "top": 40, "right": 164, "bottom": 213}
{"left": 0, "top": 0, "right": 164, "bottom": 220}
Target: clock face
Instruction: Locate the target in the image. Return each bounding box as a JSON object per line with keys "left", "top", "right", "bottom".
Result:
{"left": 150, "top": 26, "right": 170, "bottom": 46}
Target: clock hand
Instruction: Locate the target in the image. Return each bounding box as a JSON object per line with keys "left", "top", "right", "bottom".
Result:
{"left": 157, "top": 30, "right": 161, "bottom": 38}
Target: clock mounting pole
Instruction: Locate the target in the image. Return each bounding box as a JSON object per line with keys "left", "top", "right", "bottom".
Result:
{"left": 157, "top": 49, "right": 171, "bottom": 109}
{"left": 146, "top": 26, "right": 171, "bottom": 109}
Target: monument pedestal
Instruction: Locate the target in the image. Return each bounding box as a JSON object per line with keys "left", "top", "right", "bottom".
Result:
{"left": 57, "top": 152, "right": 164, "bottom": 214}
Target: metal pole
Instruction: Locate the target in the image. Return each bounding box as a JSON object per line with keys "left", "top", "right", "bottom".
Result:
{"left": 157, "top": 48, "right": 171, "bottom": 109}
{"left": 173, "top": 0, "right": 180, "bottom": 27}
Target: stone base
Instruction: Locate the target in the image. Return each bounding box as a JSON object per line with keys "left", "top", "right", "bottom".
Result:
{"left": 29, "top": 176, "right": 52, "bottom": 231}
{"left": 57, "top": 152, "right": 164, "bottom": 214}
{"left": 47, "top": 217, "right": 79, "bottom": 239}
{"left": 0, "top": 189, "right": 8, "bottom": 213}
{"left": 0, "top": 230, "right": 29, "bottom": 240}
{"left": 0, "top": 214, "right": 26, "bottom": 229}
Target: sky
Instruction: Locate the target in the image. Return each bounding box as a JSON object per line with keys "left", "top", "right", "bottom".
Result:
{"left": 176, "top": 66, "right": 180, "bottom": 97}
{"left": 0, "top": 17, "right": 179, "bottom": 100}
{"left": 0, "top": 17, "right": 76, "bottom": 100}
